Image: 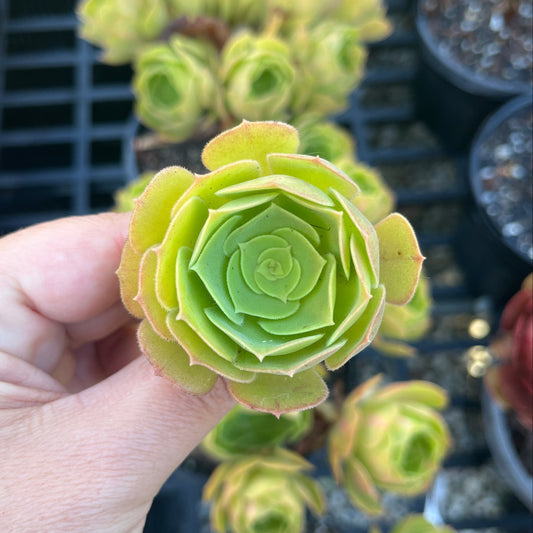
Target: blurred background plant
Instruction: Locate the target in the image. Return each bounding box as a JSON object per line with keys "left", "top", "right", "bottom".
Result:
{"left": 78, "top": 0, "right": 392, "bottom": 142}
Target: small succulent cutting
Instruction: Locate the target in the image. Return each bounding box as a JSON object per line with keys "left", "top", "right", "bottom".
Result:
{"left": 203, "top": 447, "right": 325, "bottom": 533}
{"left": 202, "top": 403, "right": 312, "bottom": 461}
{"left": 117, "top": 120, "right": 424, "bottom": 415}
{"left": 328, "top": 374, "right": 451, "bottom": 514}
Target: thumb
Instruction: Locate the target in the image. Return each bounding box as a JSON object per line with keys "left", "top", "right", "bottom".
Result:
{"left": 8, "top": 354, "right": 235, "bottom": 532}
{"left": 72, "top": 354, "right": 235, "bottom": 491}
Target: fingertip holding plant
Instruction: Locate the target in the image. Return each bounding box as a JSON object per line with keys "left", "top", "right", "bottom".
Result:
{"left": 117, "top": 120, "right": 424, "bottom": 416}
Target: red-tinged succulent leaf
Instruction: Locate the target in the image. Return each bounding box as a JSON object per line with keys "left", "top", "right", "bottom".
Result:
{"left": 343, "top": 458, "right": 383, "bottom": 515}
{"left": 325, "top": 284, "right": 386, "bottom": 370}
{"left": 136, "top": 247, "right": 174, "bottom": 341}
{"left": 129, "top": 166, "right": 194, "bottom": 253}
{"left": 116, "top": 239, "right": 144, "bottom": 319}
{"left": 202, "top": 120, "right": 299, "bottom": 174}
{"left": 228, "top": 368, "right": 328, "bottom": 416}
{"left": 155, "top": 196, "right": 209, "bottom": 310}
{"left": 375, "top": 213, "right": 424, "bottom": 305}
{"left": 138, "top": 320, "right": 217, "bottom": 395}
{"left": 372, "top": 380, "right": 449, "bottom": 410}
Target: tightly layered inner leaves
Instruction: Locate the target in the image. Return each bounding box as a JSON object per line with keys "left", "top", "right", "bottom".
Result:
{"left": 117, "top": 121, "right": 424, "bottom": 415}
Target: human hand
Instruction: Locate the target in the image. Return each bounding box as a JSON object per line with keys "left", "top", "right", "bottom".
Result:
{"left": 0, "top": 213, "right": 235, "bottom": 532}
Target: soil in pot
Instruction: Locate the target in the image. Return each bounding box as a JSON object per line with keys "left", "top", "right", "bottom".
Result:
{"left": 415, "top": 0, "right": 532, "bottom": 153}
{"left": 455, "top": 95, "right": 532, "bottom": 305}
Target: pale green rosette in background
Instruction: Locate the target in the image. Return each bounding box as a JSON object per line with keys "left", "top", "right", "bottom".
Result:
{"left": 329, "top": 375, "right": 451, "bottom": 515}
{"left": 295, "top": 117, "right": 356, "bottom": 164}
{"left": 203, "top": 448, "right": 325, "bottom": 533}
{"left": 221, "top": 32, "right": 296, "bottom": 122}
{"left": 336, "top": 160, "right": 395, "bottom": 225}
{"left": 291, "top": 21, "right": 367, "bottom": 116}
{"left": 117, "top": 121, "right": 424, "bottom": 415}
{"left": 113, "top": 173, "right": 155, "bottom": 213}
{"left": 202, "top": 404, "right": 312, "bottom": 461}
{"left": 373, "top": 275, "right": 433, "bottom": 358}
{"left": 77, "top": 0, "right": 169, "bottom": 64}
{"left": 133, "top": 35, "right": 219, "bottom": 142}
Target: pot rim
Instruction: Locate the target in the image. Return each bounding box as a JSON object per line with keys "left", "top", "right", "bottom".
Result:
{"left": 482, "top": 384, "right": 533, "bottom": 511}
{"left": 416, "top": 1, "right": 532, "bottom": 98}
{"left": 468, "top": 94, "right": 533, "bottom": 266}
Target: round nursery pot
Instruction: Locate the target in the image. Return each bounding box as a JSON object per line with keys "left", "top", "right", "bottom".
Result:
{"left": 454, "top": 95, "right": 532, "bottom": 306}
{"left": 415, "top": 0, "right": 532, "bottom": 154}
{"left": 481, "top": 385, "right": 533, "bottom": 512}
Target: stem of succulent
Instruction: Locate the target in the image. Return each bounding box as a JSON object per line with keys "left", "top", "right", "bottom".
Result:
{"left": 263, "top": 9, "right": 284, "bottom": 38}
{"left": 158, "top": 16, "right": 231, "bottom": 51}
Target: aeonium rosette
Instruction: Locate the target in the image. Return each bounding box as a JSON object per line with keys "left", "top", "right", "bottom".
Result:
{"left": 117, "top": 121, "right": 424, "bottom": 415}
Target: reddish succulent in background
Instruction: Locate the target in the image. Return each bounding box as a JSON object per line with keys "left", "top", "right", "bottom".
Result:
{"left": 487, "top": 274, "right": 533, "bottom": 430}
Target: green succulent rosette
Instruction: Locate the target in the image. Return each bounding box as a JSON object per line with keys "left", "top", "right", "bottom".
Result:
{"left": 295, "top": 117, "right": 356, "bottom": 164}
{"left": 329, "top": 374, "right": 451, "bottom": 515}
{"left": 221, "top": 32, "right": 296, "bottom": 122}
{"left": 202, "top": 403, "right": 312, "bottom": 461}
{"left": 291, "top": 21, "right": 367, "bottom": 116}
{"left": 169, "top": 0, "right": 269, "bottom": 28}
{"left": 77, "top": 0, "right": 169, "bottom": 65}
{"left": 133, "top": 35, "right": 218, "bottom": 142}
{"left": 389, "top": 514, "right": 456, "bottom": 533}
{"left": 332, "top": 0, "right": 393, "bottom": 42}
{"left": 117, "top": 121, "right": 424, "bottom": 415}
{"left": 113, "top": 173, "right": 155, "bottom": 213}
{"left": 373, "top": 275, "right": 433, "bottom": 357}
{"left": 335, "top": 160, "right": 395, "bottom": 225}
{"left": 203, "top": 447, "right": 325, "bottom": 533}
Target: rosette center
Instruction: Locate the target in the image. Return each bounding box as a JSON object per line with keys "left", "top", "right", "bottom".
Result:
{"left": 240, "top": 235, "right": 301, "bottom": 303}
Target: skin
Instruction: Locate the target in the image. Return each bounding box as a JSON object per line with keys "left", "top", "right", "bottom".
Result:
{"left": 0, "top": 212, "right": 235, "bottom": 533}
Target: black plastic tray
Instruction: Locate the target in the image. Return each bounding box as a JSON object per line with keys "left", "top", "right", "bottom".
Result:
{"left": 1, "top": 1, "right": 531, "bottom": 532}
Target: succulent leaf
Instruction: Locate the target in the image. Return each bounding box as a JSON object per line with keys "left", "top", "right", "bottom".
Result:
{"left": 375, "top": 213, "right": 425, "bottom": 305}
{"left": 202, "top": 403, "right": 312, "bottom": 460}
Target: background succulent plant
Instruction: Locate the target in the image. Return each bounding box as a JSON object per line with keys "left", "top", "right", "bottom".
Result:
{"left": 202, "top": 403, "right": 312, "bottom": 461}
{"left": 133, "top": 36, "right": 219, "bottom": 142}
{"left": 486, "top": 273, "right": 533, "bottom": 430}
{"left": 77, "top": 0, "right": 170, "bottom": 64}
{"left": 328, "top": 374, "right": 451, "bottom": 515}
{"left": 372, "top": 275, "right": 433, "bottom": 358}
{"left": 220, "top": 32, "right": 296, "bottom": 122}
{"left": 78, "top": 0, "right": 392, "bottom": 141}
{"left": 203, "top": 447, "right": 325, "bottom": 533}
{"left": 117, "top": 120, "right": 424, "bottom": 415}
{"left": 113, "top": 173, "right": 155, "bottom": 213}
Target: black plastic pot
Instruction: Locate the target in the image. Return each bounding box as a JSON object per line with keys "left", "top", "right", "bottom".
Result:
{"left": 123, "top": 116, "right": 209, "bottom": 184}
{"left": 414, "top": 0, "right": 531, "bottom": 154}
{"left": 454, "top": 95, "right": 532, "bottom": 307}
{"left": 481, "top": 386, "right": 533, "bottom": 512}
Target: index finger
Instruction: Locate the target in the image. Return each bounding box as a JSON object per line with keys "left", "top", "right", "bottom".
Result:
{"left": 0, "top": 212, "right": 131, "bottom": 324}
